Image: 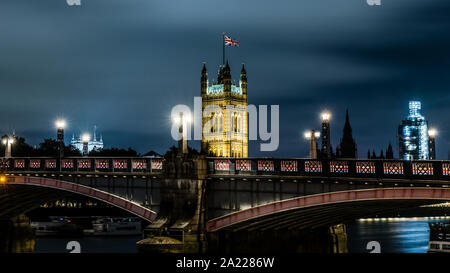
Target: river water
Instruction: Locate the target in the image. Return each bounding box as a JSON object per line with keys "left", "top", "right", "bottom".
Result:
{"left": 16, "top": 217, "right": 450, "bottom": 253}
{"left": 347, "top": 217, "right": 450, "bottom": 253}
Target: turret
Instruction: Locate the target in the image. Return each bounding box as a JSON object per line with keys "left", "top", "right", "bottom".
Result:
{"left": 240, "top": 63, "right": 247, "bottom": 95}
{"left": 223, "top": 60, "right": 232, "bottom": 95}
{"left": 217, "top": 65, "right": 223, "bottom": 84}
{"left": 201, "top": 62, "right": 208, "bottom": 95}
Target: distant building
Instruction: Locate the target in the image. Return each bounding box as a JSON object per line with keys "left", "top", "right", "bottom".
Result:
{"left": 200, "top": 61, "right": 248, "bottom": 157}
{"left": 71, "top": 126, "right": 103, "bottom": 154}
{"left": 398, "top": 101, "right": 429, "bottom": 160}
{"left": 338, "top": 109, "right": 357, "bottom": 158}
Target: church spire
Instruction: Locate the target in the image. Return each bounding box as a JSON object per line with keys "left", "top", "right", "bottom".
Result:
{"left": 201, "top": 62, "right": 208, "bottom": 95}
{"left": 339, "top": 108, "right": 357, "bottom": 158}
{"left": 240, "top": 63, "right": 247, "bottom": 95}
{"left": 343, "top": 109, "right": 352, "bottom": 138}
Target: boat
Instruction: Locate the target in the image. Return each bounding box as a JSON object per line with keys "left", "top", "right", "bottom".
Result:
{"left": 428, "top": 222, "right": 450, "bottom": 253}
{"left": 31, "top": 217, "right": 83, "bottom": 236}
{"left": 83, "top": 217, "right": 142, "bottom": 236}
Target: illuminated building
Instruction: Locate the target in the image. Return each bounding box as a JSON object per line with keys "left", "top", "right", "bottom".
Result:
{"left": 71, "top": 125, "right": 103, "bottom": 154}
{"left": 398, "top": 101, "right": 429, "bottom": 160}
{"left": 201, "top": 61, "right": 248, "bottom": 157}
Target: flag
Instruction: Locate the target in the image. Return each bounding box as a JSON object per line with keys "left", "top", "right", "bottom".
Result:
{"left": 225, "top": 35, "right": 239, "bottom": 46}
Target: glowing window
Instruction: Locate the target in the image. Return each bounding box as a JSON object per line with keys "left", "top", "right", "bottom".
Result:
{"left": 207, "top": 84, "right": 224, "bottom": 95}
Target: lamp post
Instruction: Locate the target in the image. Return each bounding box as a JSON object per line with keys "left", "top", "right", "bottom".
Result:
{"left": 304, "top": 130, "right": 320, "bottom": 159}
{"left": 428, "top": 128, "right": 437, "bottom": 160}
{"left": 2, "top": 136, "right": 15, "bottom": 158}
{"left": 173, "top": 112, "right": 191, "bottom": 155}
{"left": 321, "top": 111, "right": 331, "bottom": 158}
{"left": 56, "top": 120, "right": 66, "bottom": 159}
{"left": 82, "top": 134, "right": 90, "bottom": 156}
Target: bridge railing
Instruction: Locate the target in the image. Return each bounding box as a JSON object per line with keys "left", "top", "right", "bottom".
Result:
{"left": 207, "top": 158, "right": 450, "bottom": 180}
{"left": 0, "top": 157, "right": 164, "bottom": 174}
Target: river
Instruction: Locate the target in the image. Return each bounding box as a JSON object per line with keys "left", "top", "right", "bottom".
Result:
{"left": 347, "top": 217, "right": 450, "bottom": 253}
{"left": 11, "top": 217, "right": 450, "bottom": 253}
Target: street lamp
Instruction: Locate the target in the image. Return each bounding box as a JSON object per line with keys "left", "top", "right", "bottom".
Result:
{"left": 428, "top": 128, "right": 437, "bottom": 160}
{"left": 2, "top": 136, "right": 15, "bottom": 158}
{"left": 321, "top": 111, "right": 330, "bottom": 122}
{"left": 320, "top": 111, "right": 331, "bottom": 158}
{"left": 304, "top": 129, "right": 320, "bottom": 159}
{"left": 172, "top": 112, "right": 191, "bottom": 154}
{"left": 82, "top": 133, "right": 90, "bottom": 156}
{"left": 55, "top": 120, "right": 66, "bottom": 159}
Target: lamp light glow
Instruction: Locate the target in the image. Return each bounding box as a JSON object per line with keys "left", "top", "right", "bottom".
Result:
{"left": 428, "top": 128, "right": 437, "bottom": 138}
{"left": 304, "top": 131, "right": 312, "bottom": 139}
{"left": 321, "top": 112, "right": 330, "bottom": 121}
{"left": 55, "top": 120, "right": 66, "bottom": 129}
{"left": 82, "top": 134, "right": 90, "bottom": 142}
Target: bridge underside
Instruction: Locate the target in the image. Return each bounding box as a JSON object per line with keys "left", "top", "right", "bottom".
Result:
{"left": 207, "top": 188, "right": 450, "bottom": 232}
{"left": 0, "top": 185, "right": 71, "bottom": 219}
{"left": 1, "top": 176, "right": 157, "bottom": 221}
{"left": 212, "top": 199, "right": 442, "bottom": 232}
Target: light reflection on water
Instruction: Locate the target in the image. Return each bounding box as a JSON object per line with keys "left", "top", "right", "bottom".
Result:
{"left": 347, "top": 218, "right": 450, "bottom": 253}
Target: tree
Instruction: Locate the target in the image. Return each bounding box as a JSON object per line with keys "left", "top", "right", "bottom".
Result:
{"left": 88, "top": 147, "right": 138, "bottom": 157}
{"left": 143, "top": 150, "right": 162, "bottom": 157}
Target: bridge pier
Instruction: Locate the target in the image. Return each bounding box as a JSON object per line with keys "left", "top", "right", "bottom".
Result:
{"left": 0, "top": 214, "right": 35, "bottom": 253}
{"left": 207, "top": 224, "right": 348, "bottom": 254}
{"left": 137, "top": 154, "right": 208, "bottom": 253}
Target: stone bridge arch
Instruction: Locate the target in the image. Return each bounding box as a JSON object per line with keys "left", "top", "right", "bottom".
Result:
{"left": 1, "top": 176, "right": 157, "bottom": 221}
{"left": 206, "top": 187, "right": 450, "bottom": 232}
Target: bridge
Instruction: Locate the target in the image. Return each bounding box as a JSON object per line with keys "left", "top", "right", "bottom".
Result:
{"left": 1, "top": 156, "right": 450, "bottom": 252}
{"left": 0, "top": 157, "right": 164, "bottom": 221}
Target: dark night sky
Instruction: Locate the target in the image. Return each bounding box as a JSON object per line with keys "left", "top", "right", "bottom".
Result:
{"left": 0, "top": 0, "right": 449, "bottom": 158}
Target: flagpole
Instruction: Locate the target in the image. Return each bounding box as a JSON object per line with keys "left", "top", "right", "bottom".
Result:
{"left": 222, "top": 32, "right": 225, "bottom": 66}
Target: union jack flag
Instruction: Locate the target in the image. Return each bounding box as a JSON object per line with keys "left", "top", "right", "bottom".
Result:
{"left": 225, "top": 35, "right": 239, "bottom": 46}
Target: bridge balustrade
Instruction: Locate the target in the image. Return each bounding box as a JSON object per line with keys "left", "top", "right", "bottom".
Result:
{"left": 0, "top": 157, "right": 164, "bottom": 174}
{"left": 207, "top": 158, "right": 450, "bottom": 180}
